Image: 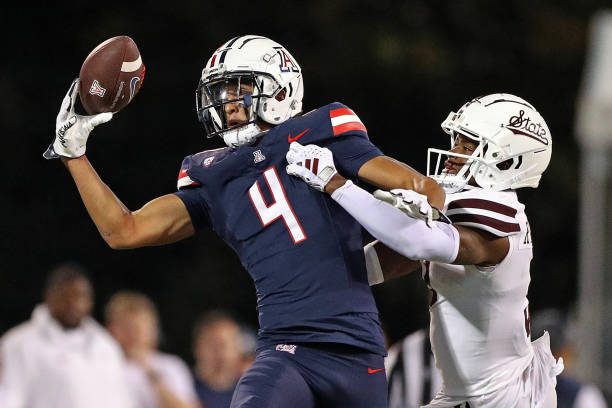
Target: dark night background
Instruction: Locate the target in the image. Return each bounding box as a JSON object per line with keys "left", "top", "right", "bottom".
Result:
{"left": 0, "top": 1, "right": 603, "bottom": 368}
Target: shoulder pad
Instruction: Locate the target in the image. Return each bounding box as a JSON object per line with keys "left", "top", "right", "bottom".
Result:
{"left": 176, "top": 147, "right": 229, "bottom": 190}
{"left": 444, "top": 190, "right": 523, "bottom": 237}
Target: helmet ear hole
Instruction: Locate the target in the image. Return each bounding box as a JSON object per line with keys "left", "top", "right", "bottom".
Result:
{"left": 495, "top": 155, "right": 524, "bottom": 171}
{"left": 496, "top": 159, "right": 513, "bottom": 170}
{"left": 275, "top": 88, "right": 287, "bottom": 102}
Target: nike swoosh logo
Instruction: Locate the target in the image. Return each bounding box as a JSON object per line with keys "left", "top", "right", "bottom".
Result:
{"left": 367, "top": 367, "right": 385, "bottom": 374}
{"left": 287, "top": 128, "right": 310, "bottom": 143}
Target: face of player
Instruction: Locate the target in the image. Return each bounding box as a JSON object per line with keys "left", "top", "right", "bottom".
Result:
{"left": 219, "top": 79, "right": 254, "bottom": 128}
{"left": 444, "top": 134, "right": 478, "bottom": 175}
{"left": 46, "top": 277, "right": 93, "bottom": 329}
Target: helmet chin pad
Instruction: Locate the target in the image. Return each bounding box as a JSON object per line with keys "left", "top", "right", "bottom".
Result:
{"left": 221, "top": 122, "right": 264, "bottom": 148}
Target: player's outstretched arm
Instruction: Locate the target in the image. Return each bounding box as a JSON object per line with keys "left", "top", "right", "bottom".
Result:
{"left": 43, "top": 79, "right": 113, "bottom": 160}
{"left": 332, "top": 180, "right": 510, "bottom": 266}
{"left": 286, "top": 142, "right": 509, "bottom": 267}
{"left": 45, "top": 80, "right": 194, "bottom": 249}
{"left": 62, "top": 156, "right": 194, "bottom": 249}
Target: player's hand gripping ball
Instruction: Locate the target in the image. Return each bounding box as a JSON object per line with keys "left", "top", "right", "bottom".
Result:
{"left": 79, "top": 35, "right": 145, "bottom": 114}
{"left": 42, "top": 79, "right": 113, "bottom": 159}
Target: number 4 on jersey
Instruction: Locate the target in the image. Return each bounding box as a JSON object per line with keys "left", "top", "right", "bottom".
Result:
{"left": 248, "top": 167, "right": 307, "bottom": 244}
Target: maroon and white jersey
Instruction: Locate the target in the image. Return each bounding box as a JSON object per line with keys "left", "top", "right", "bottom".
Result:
{"left": 426, "top": 187, "right": 534, "bottom": 397}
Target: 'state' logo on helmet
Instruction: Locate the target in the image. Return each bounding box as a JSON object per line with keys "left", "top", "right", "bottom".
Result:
{"left": 507, "top": 110, "right": 549, "bottom": 145}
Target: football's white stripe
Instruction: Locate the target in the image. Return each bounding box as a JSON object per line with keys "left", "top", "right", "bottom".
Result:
{"left": 445, "top": 207, "right": 517, "bottom": 224}
{"left": 331, "top": 114, "right": 362, "bottom": 127}
{"left": 121, "top": 55, "right": 142, "bottom": 72}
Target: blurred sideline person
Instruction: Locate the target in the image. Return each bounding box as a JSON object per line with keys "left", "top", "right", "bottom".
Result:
{"left": 0, "top": 262, "right": 133, "bottom": 408}
{"left": 44, "top": 34, "right": 446, "bottom": 407}
{"left": 105, "top": 291, "right": 199, "bottom": 408}
{"left": 192, "top": 311, "right": 244, "bottom": 408}
{"left": 237, "top": 324, "right": 257, "bottom": 376}
{"left": 285, "top": 93, "right": 563, "bottom": 407}
{"left": 385, "top": 328, "right": 442, "bottom": 408}
{"left": 531, "top": 308, "right": 608, "bottom": 408}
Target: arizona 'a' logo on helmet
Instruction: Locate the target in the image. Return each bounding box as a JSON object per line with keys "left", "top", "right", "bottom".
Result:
{"left": 427, "top": 93, "right": 552, "bottom": 192}
{"left": 196, "top": 35, "right": 304, "bottom": 147}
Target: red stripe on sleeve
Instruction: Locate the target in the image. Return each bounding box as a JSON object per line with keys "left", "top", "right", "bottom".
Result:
{"left": 333, "top": 121, "right": 367, "bottom": 136}
{"left": 330, "top": 107, "right": 356, "bottom": 118}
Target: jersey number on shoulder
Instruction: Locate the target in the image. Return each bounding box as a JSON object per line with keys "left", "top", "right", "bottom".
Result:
{"left": 248, "top": 167, "right": 307, "bottom": 244}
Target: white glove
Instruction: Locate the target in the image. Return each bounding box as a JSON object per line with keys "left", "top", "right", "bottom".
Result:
{"left": 373, "top": 189, "right": 438, "bottom": 227}
{"left": 286, "top": 142, "right": 338, "bottom": 192}
{"left": 43, "top": 79, "right": 113, "bottom": 159}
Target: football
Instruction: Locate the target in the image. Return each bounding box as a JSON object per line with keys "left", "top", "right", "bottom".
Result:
{"left": 79, "top": 36, "right": 145, "bottom": 115}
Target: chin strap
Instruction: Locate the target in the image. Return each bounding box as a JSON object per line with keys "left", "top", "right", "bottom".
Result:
{"left": 222, "top": 123, "right": 265, "bottom": 147}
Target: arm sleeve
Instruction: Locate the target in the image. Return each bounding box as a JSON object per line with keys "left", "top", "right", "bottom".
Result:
{"left": 174, "top": 188, "right": 211, "bottom": 231}
{"left": 323, "top": 135, "right": 383, "bottom": 179}
{"left": 331, "top": 181, "right": 460, "bottom": 263}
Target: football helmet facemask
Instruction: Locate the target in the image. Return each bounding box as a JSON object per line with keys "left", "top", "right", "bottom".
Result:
{"left": 196, "top": 35, "right": 304, "bottom": 147}
{"left": 427, "top": 93, "right": 552, "bottom": 193}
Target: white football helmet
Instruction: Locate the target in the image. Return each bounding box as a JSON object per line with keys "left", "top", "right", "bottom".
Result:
{"left": 427, "top": 93, "right": 552, "bottom": 193}
{"left": 196, "top": 35, "right": 304, "bottom": 147}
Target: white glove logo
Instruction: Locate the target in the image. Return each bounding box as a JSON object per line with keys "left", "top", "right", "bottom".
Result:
{"left": 56, "top": 116, "right": 77, "bottom": 148}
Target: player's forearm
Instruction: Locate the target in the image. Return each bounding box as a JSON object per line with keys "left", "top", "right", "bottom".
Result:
{"left": 357, "top": 156, "right": 446, "bottom": 209}
{"left": 62, "top": 156, "right": 135, "bottom": 249}
{"left": 324, "top": 174, "right": 348, "bottom": 194}
{"left": 413, "top": 176, "right": 445, "bottom": 211}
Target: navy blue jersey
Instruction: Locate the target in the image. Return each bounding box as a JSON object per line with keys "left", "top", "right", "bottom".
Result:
{"left": 176, "top": 103, "right": 386, "bottom": 355}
